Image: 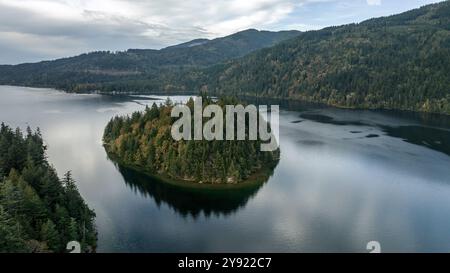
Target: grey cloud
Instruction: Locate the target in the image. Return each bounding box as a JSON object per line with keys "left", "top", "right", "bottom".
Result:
{"left": 1, "top": 0, "right": 430, "bottom": 64}
{"left": 0, "top": 1, "right": 214, "bottom": 64}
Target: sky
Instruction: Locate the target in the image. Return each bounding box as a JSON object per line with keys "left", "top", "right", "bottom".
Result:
{"left": 0, "top": 0, "right": 444, "bottom": 64}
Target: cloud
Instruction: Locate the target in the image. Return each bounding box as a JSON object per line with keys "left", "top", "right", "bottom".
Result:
{"left": 0, "top": 0, "right": 304, "bottom": 64}
{"left": 366, "top": 0, "right": 381, "bottom": 6}
{"left": 0, "top": 0, "right": 440, "bottom": 64}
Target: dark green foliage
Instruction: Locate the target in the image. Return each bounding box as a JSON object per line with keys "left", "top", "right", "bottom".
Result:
{"left": 0, "top": 29, "right": 300, "bottom": 93}
{"left": 0, "top": 124, "right": 96, "bottom": 252}
{"left": 40, "top": 219, "right": 60, "bottom": 252}
{"left": 103, "top": 98, "right": 280, "bottom": 184}
{"left": 196, "top": 1, "right": 450, "bottom": 114}
{"left": 0, "top": 206, "right": 26, "bottom": 252}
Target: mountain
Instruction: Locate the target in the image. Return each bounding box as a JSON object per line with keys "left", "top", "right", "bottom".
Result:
{"left": 195, "top": 1, "right": 450, "bottom": 114}
{"left": 93, "top": 1, "right": 449, "bottom": 114}
{"left": 1, "top": 2, "right": 450, "bottom": 114}
{"left": 164, "top": 39, "right": 210, "bottom": 50}
{"left": 0, "top": 29, "right": 300, "bottom": 91}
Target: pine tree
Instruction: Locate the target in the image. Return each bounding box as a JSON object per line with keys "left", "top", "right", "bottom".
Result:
{"left": 0, "top": 170, "right": 26, "bottom": 217}
{"left": 102, "top": 98, "right": 280, "bottom": 184}
{"left": 40, "top": 219, "right": 61, "bottom": 252}
{"left": 227, "top": 161, "right": 240, "bottom": 183}
{"left": 0, "top": 206, "right": 26, "bottom": 253}
{"left": 0, "top": 125, "right": 97, "bottom": 253}
{"left": 67, "top": 217, "right": 79, "bottom": 242}
{"left": 54, "top": 204, "right": 70, "bottom": 242}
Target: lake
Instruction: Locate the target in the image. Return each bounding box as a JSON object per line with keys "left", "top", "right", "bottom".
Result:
{"left": 1, "top": 85, "right": 450, "bottom": 253}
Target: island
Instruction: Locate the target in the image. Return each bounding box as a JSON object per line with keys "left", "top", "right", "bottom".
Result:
{"left": 103, "top": 97, "right": 280, "bottom": 187}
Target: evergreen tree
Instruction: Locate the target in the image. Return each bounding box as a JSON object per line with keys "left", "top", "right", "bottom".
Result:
{"left": 40, "top": 219, "right": 60, "bottom": 252}
{"left": 67, "top": 217, "right": 79, "bottom": 242}
{"left": 103, "top": 99, "right": 280, "bottom": 184}
{"left": 0, "top": 206, "right": 26, "bottom": 253}
{"left": 0, "top": 125, "right": 97, "bottom": 253}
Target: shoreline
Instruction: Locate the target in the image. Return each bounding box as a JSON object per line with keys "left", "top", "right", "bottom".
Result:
{"left": 1, "top": 84, "right": 449, "bottom": 116}
{"left": 105, "top": 147, "right": 279, "bottom": 191}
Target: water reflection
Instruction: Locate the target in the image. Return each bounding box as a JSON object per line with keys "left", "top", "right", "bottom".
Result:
{"left": 381, "top": 125, "right": 450, "bottom": 156}
{"left": 300, "top": 113, "right": 368, "bottom": 126}
{"left": 3, "top": 86, "right": 450, "bottom": 252}
{"left": 112, "top": 162, "right": 274, "bottom": 218}
{"left": 297, "top": 112, "right": 450, "bottom": 157}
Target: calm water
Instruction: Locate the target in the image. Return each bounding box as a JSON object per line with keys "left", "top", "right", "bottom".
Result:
{"left": 1, "top": 85, "right": 450, "bottom": 253}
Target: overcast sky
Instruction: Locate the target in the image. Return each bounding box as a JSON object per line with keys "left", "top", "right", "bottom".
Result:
{"left": 0, "top": 0, "right": 443, "bottom": 64}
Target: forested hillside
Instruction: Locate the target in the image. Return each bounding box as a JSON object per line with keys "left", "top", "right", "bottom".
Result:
{"left": 197, "top": 1, "right": 450, "bottom": 114}
{"left": 0, "top": 124, "right": 96, "bottom": 253}
{"left": 69, "top": 1, "right": 450, "bottom": 115}
{"left": 0, "top": 29, "right": 300, "bottom": 92}
{"left": 103, "top": 98, "right": 280, "bottom": 184}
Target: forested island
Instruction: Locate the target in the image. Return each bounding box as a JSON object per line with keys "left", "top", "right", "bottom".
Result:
{"left": 0, "top": 124, "right": 96, "bottom": 253}
{"left": 0, "top": 2, "right": 449, "bottom": 114}
{"left": 103, "top": 98, "right": 280, "bottom": 185}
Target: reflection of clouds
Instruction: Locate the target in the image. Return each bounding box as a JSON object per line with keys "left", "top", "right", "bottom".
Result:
{"left": 96, "top": 107, "right": 120, "bottom": 113}
{"left": 45, "top": 121, "right": 100, "bottom": 174}
{"left": 99, "top": 107, "right": 450, "bottom": 252}
{"left": 251, "top": 128, "right": 450, "bottom": 251}
{"left": 3, "top": 86, "right": 450, "bottom": 252}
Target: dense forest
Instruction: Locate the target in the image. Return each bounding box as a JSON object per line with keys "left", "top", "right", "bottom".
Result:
{"left": 103, "top": 97, "right": 280, "bottom": 184}
{"left": 0, "top": 29, "right": 300, "bottom": 93}
{"left": 0, "top": 124, "right": 96, "bottom": 253}
{"left": 197, "top": 1, "right": 450, "bottom": 115}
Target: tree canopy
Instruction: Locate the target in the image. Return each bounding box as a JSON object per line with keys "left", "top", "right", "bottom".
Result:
{"left": 103, "top": 97, "right": 280, "bottom": 184}
{"left": 0, "top": 124, "right": 96, "bottom": 253}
